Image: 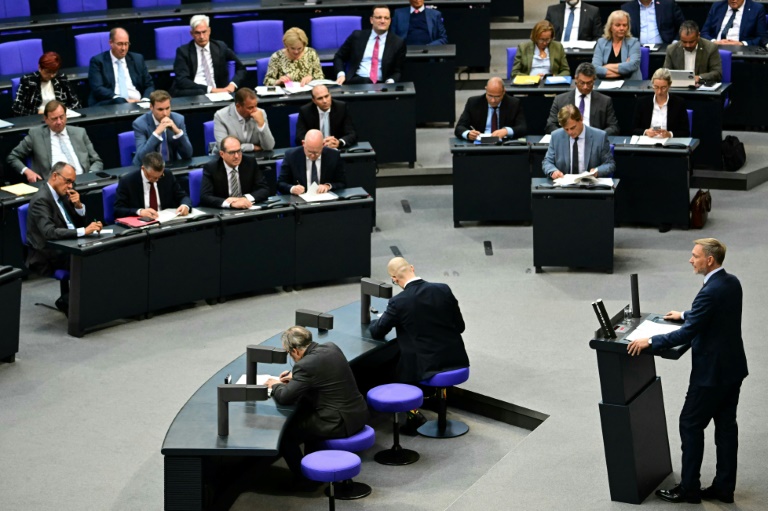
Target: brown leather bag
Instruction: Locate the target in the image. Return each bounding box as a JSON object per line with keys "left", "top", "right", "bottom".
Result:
{"left": 690, "top": 189, "right": 712, "bottom": 229}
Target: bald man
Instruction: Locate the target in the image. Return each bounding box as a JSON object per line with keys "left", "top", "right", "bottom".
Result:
{"left": 369, "top": 257, "right": 470, "bottom": 434}
{"left": 277, "top": 129, "right": 346, "bottom": 195}
{"left": 295, "top": 85, "right": 357, "bottom": 148}
{"left": 455, "top": 77, "right": 527, "bottom": 141}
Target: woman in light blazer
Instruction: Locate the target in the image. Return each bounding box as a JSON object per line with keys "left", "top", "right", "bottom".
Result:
{"left": 511, "top": 20, "right": 570, "bottom": 78}
{"left": 592, "top": 10, "right": 642, "bottom": 80}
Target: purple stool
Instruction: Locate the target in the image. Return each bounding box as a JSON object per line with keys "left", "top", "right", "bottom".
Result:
{"left": 418, "top": 367, "right": 470, "bottom": 438}
{"left": 316, "top": 425, "right": 375, "bottom": 499}
{"left": 301, "top": 450, "right": 361, "bottom": 511}
{"left": 367, "top": 383, "right": 423, "bottom": 465}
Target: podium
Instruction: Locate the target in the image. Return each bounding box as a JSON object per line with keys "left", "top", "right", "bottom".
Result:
{"left": 0, "top": 266, "right": 23, "bottom": 363}
{"left": 589, "top": 312, "right": 690, "bottom": 504}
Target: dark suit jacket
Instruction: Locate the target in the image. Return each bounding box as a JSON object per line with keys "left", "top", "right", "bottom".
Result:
{"left": 88, "top": 51, "right": 155, "bottom": 106}
{"left": 333, "top": 30, "right": 407, "bottom": 83}
{"left": 454, "top": 94, "right": 528, "bottom": 139}
{"left": 621, "top": 0, "right": 685, "bottom": 44}
{"left": 113, "top": 168, "right": 192, "bottom": 218}
{"left": 701, "top": 0, "right": 767, "bottom": 46}
{"left": 26, "top": 185, "right": 89, "bottom": 275}
{"left": 271, "top": 342, "right": 369, "bottom": 438}
{"left": 651, "top": 269, "right": 748, "bottom": 387}
{"left": 390, "top": 6, "right": 448, "bottom": 45}
{"left": 277, "top": 146, "right": 346, "bottom": 195}
{"left": 632, "top": 94, "right": 690, "bottom": 137}
{"left": 370, "top": 279, "right": 469, "bottom": 382}
{"left": 12, "top": 72, "right": 80, "bottom": 117}
{"left": 295, "top": 99, "right": 357, "bottom": 147}
{"left": 545, "top": 2, "right": 603, "bottom": 41}
{"left": 171, "top": 40, "right": 246, "bottom": 97}
{"left": 200, "top": 154, "right": 269, "bottom": 208}
{"left": 663, "top": 37, "right": 723, "bottom": 83}
{"left": 132, "top": 112, "right": 194, "bottom": 166}
{"left": 546, "top": 90, "right": 620, "bottom": 136}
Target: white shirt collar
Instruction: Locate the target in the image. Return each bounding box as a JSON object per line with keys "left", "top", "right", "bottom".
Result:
{"left": 403, "top": 276, "right": 422, "bottom": 288}
{"left": 410, "top": 6, "right": 422, "bottom": 14}
{"left": 47, "top": 182, "right": 60, "bottom": 201}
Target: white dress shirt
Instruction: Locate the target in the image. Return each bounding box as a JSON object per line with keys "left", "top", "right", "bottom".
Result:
{"left": 47, "top": 182, "right": 86, "bottom": 237}
{"left": 650, "top": 94, "right": 670, "bottom": 135}
{"left": 140, "top": 170, "right": 161, "bottom": 213}
{"left": 111, "top": 53, "right": 141, "bottom": 100}
{"left": 561, "top": 1, "right": 582, "bottom": 42}
{"left": 220, "top": 161, "right": 255, "bottom": 208}
{"left": 50, "top": 128, "right": 84, "bottom": 175}
{"left": 684, "top": 44, "right": 698, "bottom": 71}
{"left": 717, "top": 3, "right": 745, "bottom": 43}
{"left": 579, "top": 92, "right": 593, "bottom": 127}
{"left": 194, "top": 43, "right": 216, "bottom": 92}
{"left": 39, "top": 80, "right": 55, "bottom": 113}
{"left": 305, "top": 156, "right": 322, "bottom": 186}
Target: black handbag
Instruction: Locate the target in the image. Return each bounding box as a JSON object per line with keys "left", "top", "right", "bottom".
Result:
{"left": 721, "top": 135, "right": 746, "bottom": 172}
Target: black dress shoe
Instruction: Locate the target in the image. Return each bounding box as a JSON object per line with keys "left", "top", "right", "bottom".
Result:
{"left": 658, "top": 223, "right": 672, "bottom": 233}
{"left": 54, "top": 296, "right": 69, "bottom": 317}
{"left": 399, "top": 410, "right": 427, "bottom": 436}
{"left": 656, "top": 484, "right": 701, "bottom": 503}
{"left": 701, "top": 486, "right": 734, "bottom": 503}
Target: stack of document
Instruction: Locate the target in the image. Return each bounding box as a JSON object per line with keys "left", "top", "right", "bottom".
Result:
{"left": 625, "top": 319, "right": 681, "bottom": 341}
{"left": 513, "top": 75, "right": 541, "bottom": 85}
{"left": 562, "top": 40, "right": 596, "bottom": 50}
{"left": 0, "top": 119, "right": 13, "bottom": 128}
{"left": 544, "top": 76, "right": 572, "bottom": 85}
{"left": 283, "top": 83, "right": 313, "bottom": 94}
{"left": 597, "top": 80, "right": 624, "bottom": 90}
{"left": 299, "top": 182, "right": 338, "bottom": 202}
{"left": 553, "top": 172, "right": 613, "bottom": 188}
{"left": 1, "top": 183, "right": 39, "bottom": 196}
{"left": 65, "top": 109, "right": 82, "bottom": 118}
{"left": 255, "top": 86, "right": 285, "bottom": 96}
{"left": 205, "top": 92, "right": 233, "bottom": 102}
{"left": 698, "top": 82, "right": 722, "bottom": 91}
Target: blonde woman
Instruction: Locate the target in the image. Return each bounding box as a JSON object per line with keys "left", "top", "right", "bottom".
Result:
{"left": 511, "top": 20, "right": 570, "bottom": 78}
{"left": 592, "top": 10, "right": 641, "bottom": 80}
{"left": 263, "top": 27, "right": 324, "bottom": 86}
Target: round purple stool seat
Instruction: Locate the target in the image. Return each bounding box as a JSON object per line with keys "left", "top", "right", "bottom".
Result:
{"left": 301, "top": 450, "right": 361, "bottom": 482}
{"left": 418, "top": 367, "right": 470, "bottom": 439}
{"left": 367, "top": 384, "right": 423, "bottom": 465}
{"left": 315, "top": 426, "right": 376, "bottom": 500}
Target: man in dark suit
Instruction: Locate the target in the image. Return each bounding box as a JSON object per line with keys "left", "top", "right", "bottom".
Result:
{"left": 88, "top": 27, "right": 155, "bottom": 106}
{"left": 295, "top": 85, "right": 357, "bottom": 148}
{"left": 200, "top": 136, "right": 269, "bottom": 209}
{"left": 390, "top": 0, "right": 448, "bottom": 45}
{"left": 628, "top": 238, "right": 748, "bottom": 504}
{"left": 632, "top": 68, "right": 691, "bottom": 137}
{"left": 621, "top": 0, "right": 685, "bottom": 44}
{"left": 266, "top": 326, "right": 369, "bottom": 483}
{"left": 546, "top": 62, "right": 620, "bottom": 135}
{"left": 701, "top": 0, "right": 767, "bottom": 46}
{"left": 545, "top": 0, "right": 603, "bottom": 42}
{"left": 277, "top": 129, "right": 346, "bottom": 195}
{"left": 543, "top": 104, "right": 615, "bottom": 178}
{"left": 113, "top": 152, "right": 192, "bottom": 220}
{"left": 455, "top": 77, "right": 527, "bottom": 141}
{"left": 132, "top": 90, "right": 193, "bottom": 166}
{"left": 333, "top": 5, "right": 407, "bottom": 85}
{"left": 26, "top": 162, "right": 102, "bottom": 311}
{"left": 664, "top": 20, "right": 723, "bottom": 84}
{"left": 369, "top": 257, "right": 470, "bottom": 434}
{"left": 6, "top": 101, "right": 103, "bottom": 183}
{"left": 170, "top": 14, "right": 246, "bottom": 97}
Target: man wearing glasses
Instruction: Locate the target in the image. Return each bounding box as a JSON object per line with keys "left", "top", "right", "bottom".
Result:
{"left": 7, "top": 100, "right": 103, "bottom": 183}
{"left": 454, "top": 77, "right": 527, "bottom": 141}
{"left": 88, "top": 27, "right": 155, "bottom": 106}
{"left": 277, "top": 129, "right": 346, "bottom": 195}
{"left": 26, "top": 162, "right": 103, "bottom": 312}
{"left": 200, "top": 136, "right": 270, "bottom": 209}
{"left": 546, "top": 62, "right": 620, "bottom": 135}
{"left": 333, "top": 5, "right": 407, "bottom": 85}
{"left": 113, "top": 152, "right": 192, "bottom": 220}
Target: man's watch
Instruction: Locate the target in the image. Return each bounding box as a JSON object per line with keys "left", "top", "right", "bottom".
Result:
{"left": 648, "top": 338, "right": 652, "bottom": 345}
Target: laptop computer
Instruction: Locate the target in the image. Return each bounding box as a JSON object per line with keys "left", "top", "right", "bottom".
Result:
{"left": 669, "top": 69, "right": 696, "bottom": 88}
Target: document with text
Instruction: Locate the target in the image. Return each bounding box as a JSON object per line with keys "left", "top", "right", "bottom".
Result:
{"left": 625, "top": 320, "right": 682, "bottom": 341}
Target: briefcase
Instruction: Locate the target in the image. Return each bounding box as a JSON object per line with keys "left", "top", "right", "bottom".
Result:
{"left": 690, "top": 189, "right": 711, "bottom": 229}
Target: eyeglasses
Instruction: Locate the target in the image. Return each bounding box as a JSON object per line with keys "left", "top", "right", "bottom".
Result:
{"left": 54, "top": 172, "right": 75, "bottom": 185}
{"left": 652, "top": 85, "right": 670, "bottom": 91}
{"left": 223, "top": 149, "right": 242, "bottom": 156}
{"left": 112, "top": 42, "right": 130, "bottom": 47}
{"left": 536, "top": 38, "right": 552, "bottom": 45}
{"left": 575, "top": 80, "right": 595, "bottom": 87}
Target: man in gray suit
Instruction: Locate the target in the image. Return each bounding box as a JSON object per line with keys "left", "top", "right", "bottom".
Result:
{"left": 543, "top": 104, "right": 615, "bottom": 179}
{"left": 546, "top": 63, "right": 620, "bottom": 135}
{"left": 7, "top": 101, "right": 103, "bottom": 183}
{"left": 212, "top": 87, "right": 274, "bottom": 153}
{"left": 664, "top": 20, "right": 723, "bottom": 84}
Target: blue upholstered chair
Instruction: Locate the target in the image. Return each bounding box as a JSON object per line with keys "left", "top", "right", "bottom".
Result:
{"left": 718, "top": 49, "right": 732, "bottom": 108}
{"left": 117, "top": 131, "right": 136, "bottom": 168}
{"left": 686, "top": 109, "right": 693, "bottom": 136}
{"left": 310, "top": 16, "right": 361, "bottom": 50}
{"left": 102, "top": 183, "right": 118, "bottom": 225}
{"left": 640, "top": 46, "right": 650, "bottom": 80}
{"left": 256, "top": 56, "right": 271, "bottom": 86}
{"left": 203, "top": 120, "right": 216, "bottom": 154}
{"left": 58, "top": 0, "right": 106, "bottom": 13}
{"left": 232, "top": 20, "right": 284, "bottom": 54}
{"left": 506, "top": 47, "right": 517, "bottom": 79}
{"left": 154, "top": 26, "right": 191, "bottom": 60}
{"left": 188, "top": 168, "right": 203, "bottom": 207}
{"left": 11, "top": 77, "right": 21, "bottom": 102}
{"left": 288, "top": 113, "right": 299, "bottom": 147}
{"left": 0, "top": 39, "right": 43, "bottom": 76}
{"left": 0, "top": 0, "right": 30, "bottom": 18}
{"left": 74, "top": 32, "right": 110, "bottom": 68}
{"left": 133, "top": 0, "right": 180, "bottom": 7}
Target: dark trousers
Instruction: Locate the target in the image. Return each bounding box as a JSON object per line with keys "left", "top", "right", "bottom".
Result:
{"left": 679, "top": 381, "right": 743, "bottom": 493}
{"left": 279, "top": 406, "right": 345, "bottom": 479}
{"left": 345, "top": 75, "right": 376, "bottom": 85}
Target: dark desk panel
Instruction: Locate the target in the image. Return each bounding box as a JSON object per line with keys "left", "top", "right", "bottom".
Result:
{"left": 586, "top": 0, "right": 728, "bottom": 30}
{"left": 531, "top": 177, "right": 617, "bottom": 273}
{"left": 450, "top": 139, "right": 531, "bottom": 225}
{"left": 0, "top": 266, "right": 23, "bottom": 363}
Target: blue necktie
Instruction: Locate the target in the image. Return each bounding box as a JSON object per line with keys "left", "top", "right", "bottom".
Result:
{"left": 116, "top": 59, "right": 128, "bottom": 99}
{"left": 579, "top": 94, "right": 585, "bottom": 116}
{"left": 161, "top": 131, "right": 170, "bottom": 161}
{"left": 720, "top": 8, "right": 738, "bottom": 40}
{"left": 564, "top": 7, "right": 575, "bottom": 41}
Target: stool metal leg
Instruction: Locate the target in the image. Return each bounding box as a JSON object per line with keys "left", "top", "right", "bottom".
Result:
{"left": 324, "top": 479, "right": 372, "bottom": 500}
{"left": 328, "top": 481, "right": 335, "bottom": 511}
{"left": 418, "top": 387, "right": 469, "bottom": 438}
{"left": 374, "top": 412, "right": 420, "bottom": 465}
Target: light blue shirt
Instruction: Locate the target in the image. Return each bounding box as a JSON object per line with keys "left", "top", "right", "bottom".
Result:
{"left": 356, "top": 31, "right": 388, "bottom": 82}
{"left": 530, "top": 46, "right": 551, "bottom": 76}
{"left": 638, "top": 0, "right": 663, "bottom": 45}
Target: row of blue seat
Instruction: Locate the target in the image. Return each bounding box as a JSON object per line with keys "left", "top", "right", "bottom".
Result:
{"left": 0, "top": 0, "right": 232, "bottom": 18}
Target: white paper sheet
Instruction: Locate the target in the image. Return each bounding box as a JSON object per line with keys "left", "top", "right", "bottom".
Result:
{"left": 625, "top": 320, "right": 682, "bottom": 341}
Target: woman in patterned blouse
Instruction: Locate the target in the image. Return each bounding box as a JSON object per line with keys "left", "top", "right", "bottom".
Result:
{"left": 12, "top": 52, "right": 81, "bottom": 117}
{"left": 263, "top": 27, "right": 324, "bottom": 86}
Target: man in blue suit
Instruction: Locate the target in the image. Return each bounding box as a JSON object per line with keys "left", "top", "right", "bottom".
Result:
{"left": 628, "top": 238, "right": 748, "bottom": 504}
{"left": 132, "top": 90, "right": 193, "bottom": 167}
{"left": 88, "top": 28, "right": 155, "bottom": 106}
{"left": 701, "top": 0, "right": 767, "bottom": 46}
{"left": 620, "top": 0, "right": 685, "bottom": 44}
{"left": 542, "top": 104, "right": 615, "bottom": 179}
{"left": 114, "top": 152, "right": 192, "bottom": 220}
{"left": 390, "top": 0, "right": 448, "bottom": 45}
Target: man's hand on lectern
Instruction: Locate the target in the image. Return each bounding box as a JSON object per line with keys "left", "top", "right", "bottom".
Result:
{"left": 627, "top": 338, "right": 650, "bottom": 356}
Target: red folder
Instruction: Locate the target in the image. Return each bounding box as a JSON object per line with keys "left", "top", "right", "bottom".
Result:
{"left": 116, "top": 216, "right": 158, "bottom": 228}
